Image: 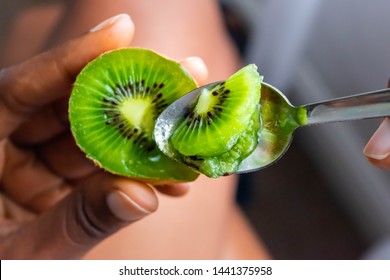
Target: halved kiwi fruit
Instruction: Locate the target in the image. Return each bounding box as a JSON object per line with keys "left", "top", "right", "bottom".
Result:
{"left": 69, "top": 48, "right": 200, "bottom": 183}
{"left": 169, "top": 64, "right": 263, "bottom": 178}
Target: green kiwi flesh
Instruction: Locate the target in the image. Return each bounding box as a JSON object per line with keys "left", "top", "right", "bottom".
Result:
{"left": 169, "top": 64, "right": 263, "bottom": 178}
{"left": 69, "top": 48, "right": 199, "bottom": 182}
{"left": 170, "top": 64, "right": 262, "bottom": 157}
{"left": 179, "top": 106, "right": 261, "bottom": 177}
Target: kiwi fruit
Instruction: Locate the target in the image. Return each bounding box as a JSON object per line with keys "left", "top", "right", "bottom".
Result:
{"left": 69, "top": 48, "right": 200, "bottom": 183}
{"left": 169, "top": 64, "right": 263, "bottom": 178}
{"left": 180, "top": 106, "right": 261, "bottom": 177}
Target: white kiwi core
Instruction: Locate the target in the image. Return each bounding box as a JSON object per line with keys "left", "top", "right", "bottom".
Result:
{"left": 194, "top": 88, "right": 218, "bottom": 115}
{"left": 120, "top": 98, "right": 154, "bottom": 132}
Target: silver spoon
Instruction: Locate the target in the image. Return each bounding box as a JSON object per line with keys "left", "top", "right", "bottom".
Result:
{"left": 154, "top": 82, "right": 390, "bottom": 174}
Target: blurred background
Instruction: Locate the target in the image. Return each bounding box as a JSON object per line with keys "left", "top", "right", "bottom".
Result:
{"left": 1, "top": 0, "right": 390, "bottom": 259}
{"left": 221, "top": 0, "right": 390, "bottom": 259}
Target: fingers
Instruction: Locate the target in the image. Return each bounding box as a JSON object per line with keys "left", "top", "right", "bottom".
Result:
{"left": 11, "top": 98, "right": 68, "bottom": 144}
{"left": 364, "top": 117, "right": 390, "bottom": 170}
{"left": 2, "top": 131, "right": 188, "bottom": 219}
{"left": 0, "top": 193, "right": 35, "bottom": 222}
{"left": 38, "top": 131, "right": 190, "bottom": 195}
{"left": 155, "top": 182, "right": 191, "bottom": 197}
{"left": 180, "top": 56, "right": 208, "bottom": 86}
{"left": 38, "top": 132, "right": 99, "bottom": 180}
{"left": 0, "top": 14, "right": 134, "bottom": 139}
{"left": 1, "top": 141, "right": 72, "bottom": 212}
{"left": 0, "top": 172, "right": 158, "bottom": 259}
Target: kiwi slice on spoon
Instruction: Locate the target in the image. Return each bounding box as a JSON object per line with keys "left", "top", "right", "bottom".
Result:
{"left": 69, "top": 48, "right": 199, "bottom": 183}
{"left": 168, "top": 64, "right": 263, "bottom": 178}
{"left": 181, "top": 106, "right": 261, "bottom": 177}
{"left": 170, "top": 64, "right": 262, "bottom": 156}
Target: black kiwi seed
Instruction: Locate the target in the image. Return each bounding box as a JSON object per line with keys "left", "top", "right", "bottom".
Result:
{"left": 154, "top": 93, "right": 163, "bottom": 100}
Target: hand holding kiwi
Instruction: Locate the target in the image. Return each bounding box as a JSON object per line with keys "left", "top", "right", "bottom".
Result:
{"left": 70, "top": 49, "right": 263, "bottom": 180}
{"left": 0, "top": 14, "right": 209, "bottom": 259}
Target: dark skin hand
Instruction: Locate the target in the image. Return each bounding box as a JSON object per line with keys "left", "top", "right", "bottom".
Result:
{"left": 0, "top": 14, "right": 207, "bottom": 259}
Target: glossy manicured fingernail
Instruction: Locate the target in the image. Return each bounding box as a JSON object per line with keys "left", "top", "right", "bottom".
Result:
{"left": 90, "top": 14, "right": 131, "bottom": 32}
{"left": 106, "top": 183, "right": 157, "bottom": 222}
{"left": 364, "top": 118, "right": 390, "bottom": 160}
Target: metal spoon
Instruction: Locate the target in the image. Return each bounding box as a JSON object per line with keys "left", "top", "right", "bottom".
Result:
{"left": 154, "top": 82, "right": 390, "bottom": 174}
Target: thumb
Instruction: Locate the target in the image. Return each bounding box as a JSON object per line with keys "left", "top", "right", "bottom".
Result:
{"left": 0, "top": 13, "right": 134, "bottom": 139}
{"left": 2, "top": 173, "right": 158, "bottom": 259}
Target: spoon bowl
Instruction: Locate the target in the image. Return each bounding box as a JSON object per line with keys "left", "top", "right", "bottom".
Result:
{"left": 237, "top": 82, "right": 306, "bottom": 172}
{"left": 154, "top": 82, "right": 390, "bottom": 174}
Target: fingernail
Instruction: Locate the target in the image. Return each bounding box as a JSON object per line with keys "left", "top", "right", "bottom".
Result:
{"left": 364, "top": 118, "right": 390, "bottom": 160}
{"left": 90, "top": 14, "right": 130, "bottom": 32}
{"left": 184, "top": 56, "right": 204, "bottom": 65}
{"left": 106, "top": 184, "right": 157, "bottom": 222}
{"left": 180, "top": 56, "right": 208, "bottom": 86}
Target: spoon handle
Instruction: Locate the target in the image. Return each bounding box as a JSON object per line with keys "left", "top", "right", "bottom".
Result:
{"left": 303, "top": 88, "right": 390, "bottom": 125}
